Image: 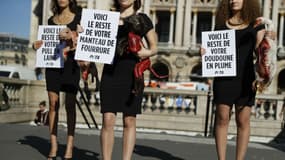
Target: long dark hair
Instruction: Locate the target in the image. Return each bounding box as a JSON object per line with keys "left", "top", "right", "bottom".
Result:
{"left": 215, "top": 0, "right": 261, "bottom": 27}
{"left": 113, "top": 0, "right": 141, "bottom": 11}
{"left": 51, "top": 0, "right": 78, "bottom": 15}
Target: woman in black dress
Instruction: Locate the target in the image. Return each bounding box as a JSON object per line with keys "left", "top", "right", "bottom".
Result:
{"left": 33, "top": 0, "right": 81, "bottom": 159}
{"left": 207, "top": 0, "right": 275, "bottom": 159}
{"left": 100, "top": 0, "right": 157, "bottom": 159}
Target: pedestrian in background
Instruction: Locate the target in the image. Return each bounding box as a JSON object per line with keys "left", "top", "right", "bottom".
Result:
{"left": 34, "top": 100, "right": 49, "bottom": 126}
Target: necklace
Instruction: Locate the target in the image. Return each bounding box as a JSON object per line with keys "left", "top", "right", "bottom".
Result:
{"left": 227, "top": 19, "right": 244, "bottom": 26}
{"left": 55, "top": 13, "right": 74, "bottom": 24}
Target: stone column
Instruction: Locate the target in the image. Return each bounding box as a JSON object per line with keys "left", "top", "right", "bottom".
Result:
{"left": 272, "top": 0, "right": 280, "bottom": 31}
{"left": 191, "top": 9, "right": 198, "bottom": 46}
{"left": 278, "top": 12, "right": 284, "bottom": 47}
{"left": 143, "top": 0, "right": 151, "bottom": 15}
{"left": 211, "top": 9, "right": 216, "bottom": 31}
{"left": 151, "top": 8, "right": 157, "bottom": 30}
{"left": 168, "top": 8, "right": 175, "bottom": 45}
{"left": 29, "top": 0, "right": 39, "bottom": 47}
{"left": 95, "top": 0, "right": 111, "bottom": 10}
{"left": 174, "top": 0, "right": 185, "bottom": 47}
{"left": 183, "top": 0, "right": 192, "bottom": 47}
{"left": 42, "top": 0, "right": 51, "bottom": 25}
{"left": 263, "top": 0, "right": 271, "bottom": 18}
{"left": 87, "top": 0, "right": 94, "bottom": 9}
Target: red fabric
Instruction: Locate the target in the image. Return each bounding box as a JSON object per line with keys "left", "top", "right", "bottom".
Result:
{"left": 256, "top": 38, "right": 271, "bottom": 80}
{"left": 128, "top": 32, "right": 168, "bottom": 79}
{"left": 128, "top": 32, "right": 142, "bottom": 53}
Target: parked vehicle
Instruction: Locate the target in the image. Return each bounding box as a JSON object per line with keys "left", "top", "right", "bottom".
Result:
{"left": 0, "top": 65, "right": 37, "bottom": 80}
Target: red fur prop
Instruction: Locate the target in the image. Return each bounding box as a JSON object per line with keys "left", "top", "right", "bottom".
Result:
{"left": 254, "top": 17, "right": 277, "bottom": 92}
{"left": 128, "top": 32, "right": 168, "bottom": 94}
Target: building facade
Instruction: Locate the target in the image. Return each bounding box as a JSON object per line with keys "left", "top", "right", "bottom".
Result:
{"left": 29, "top": 0, "right": 285, "bottom": 94}
{"left": 0, "top": 33, "right": 29, "bottom": 66}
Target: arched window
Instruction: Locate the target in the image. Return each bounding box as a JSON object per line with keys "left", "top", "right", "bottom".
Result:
{"left": 278, "top": 69, "right": 285, "bottom": 93}
{"left": 150, "top": 62, "right": 169, "bottom": 81}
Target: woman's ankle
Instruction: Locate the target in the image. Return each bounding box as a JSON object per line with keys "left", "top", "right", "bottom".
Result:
{"left": 64, "top": 144, "right": 73, "bottom": 158}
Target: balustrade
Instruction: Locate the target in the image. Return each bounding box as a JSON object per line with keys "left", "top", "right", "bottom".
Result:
{"left": 142, "top": 88, "right": 203, "bottom": 115}
{"left": 152, "top": 0, "right": 176, "bottom": 5}
{"left": 0, "top": 77, "right": 284, "bottom": 137}
{"left": 1, "top": 77, "right": 284, "bottom": 121}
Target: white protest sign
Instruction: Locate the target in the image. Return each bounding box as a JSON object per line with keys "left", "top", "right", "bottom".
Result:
{"left": 201, "top": 29, "right": 236, "bottom": 77}
{"left": 75, "top": 9, "right": 120, "bottom": 64}
{"left": 36, "top": 25, "right": 66, "bottom": 68}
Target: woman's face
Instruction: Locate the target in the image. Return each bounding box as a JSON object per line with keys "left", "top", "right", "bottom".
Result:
{"left": 57, "top": 0, "right": 70, "bottom": 8}
{"left": 229, "top": 0, "right": 243, "bottom": 12}
{"left": 117, "top": 0, "right": 135, "bottom": 9}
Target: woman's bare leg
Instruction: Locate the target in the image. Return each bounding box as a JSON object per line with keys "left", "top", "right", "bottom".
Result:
{"left": 64, "top": 93, "right": 77, "bottom": 158}
{"left": 122, "top": 114, "right": 136, "bottom": 160}
{"left": 235, "top": 106, "right": 251, "bottom": 160}
{"left": 47, "top": 91, "right": 59, "bottom": 159}
{"left": 100, "top": 112, "right": 116, "bottom": 160}
{"left": 215, "top": 104, "right": 232, "bottom": 160}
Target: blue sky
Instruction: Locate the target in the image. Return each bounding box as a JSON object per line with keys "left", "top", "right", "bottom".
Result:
{"left": 0, "top": 0, "right": 31, "bottom": 39}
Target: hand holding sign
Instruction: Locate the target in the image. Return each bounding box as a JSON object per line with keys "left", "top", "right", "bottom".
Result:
{"left": 33, "top": 40, "right": 43, "bottom": 50}
{"left": 199, "top": 47, "right": 206, "bottom": 56}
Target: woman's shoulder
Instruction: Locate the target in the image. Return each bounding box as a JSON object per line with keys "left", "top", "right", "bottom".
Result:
{"left": 137, "top": 13, "right": 152, "bottom": 25}
{"left": 138, "top": 13, "right": 151, "bottom": 20}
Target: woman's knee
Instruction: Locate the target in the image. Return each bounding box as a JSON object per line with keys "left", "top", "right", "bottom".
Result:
{"left": 49, "top": 99, "right": 59, "bottom": 111}
{"left": 235, "top": 117, "right": 250, "bottom": 128}
{"left": 216, "top": 112, "right": 230, "bottom": 127}
{"left": 102, "top": 113, "right": 116, "bottom": 130}
{"left": 215, "top": 104, "right": 231, "bottom": 126}
{"left": 123, "top": 116, "right": 136, "bottom": 128}
{"left": 48, "top": 92, "right": 59, "bottom": 111}
{"left": 235, "top": 106, "right": 251, "bottom": 128}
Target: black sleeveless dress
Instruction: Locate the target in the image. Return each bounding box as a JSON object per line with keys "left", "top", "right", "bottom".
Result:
{"left": 213, "top": 23, "right": 264, "bottom": 106}
{"left": 100, "top": 13, "right": 153, "bottom": 115}
{"left": 45, "top": 13, "right": 81, "bottom": 94}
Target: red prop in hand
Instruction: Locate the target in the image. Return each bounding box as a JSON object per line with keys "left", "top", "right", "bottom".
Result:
{"left": 128, "top": 32, "right": 142, "bottom": 53}
{"left": 255, "top": 39, "right": 271, "bottom": 79}
{"left": 128, "top": 32, "right": 168, "bottom": 94}
{"left": 253, "top": 17, "right": 277, "bottom": 92}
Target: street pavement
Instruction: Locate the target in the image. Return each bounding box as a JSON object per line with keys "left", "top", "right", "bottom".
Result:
{"left": 0, "top": 123, "right": 285, "bottom": 160}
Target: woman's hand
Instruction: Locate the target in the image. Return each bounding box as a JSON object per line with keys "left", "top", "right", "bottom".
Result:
{"left": 77, "top": 24, "right": 84, "bottom": 33}
{"left": 32, "top": 40, "right": 43, "bottom": 50}
{"left": 200, "top": 47, "right": 206, "bottom": 56}
{"left": 137, "top": 43, "right": 153, "bottom": 59}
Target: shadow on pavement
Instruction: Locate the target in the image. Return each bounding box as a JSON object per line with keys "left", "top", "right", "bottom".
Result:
{"left": 134, "top": 144, "right": 185, "bottom": 160}
{"left": 17, "top": 136, "right": 100, "bottom": 160}
{"left": 266, "top": 127, "right": 285, "bottom": 152}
